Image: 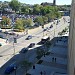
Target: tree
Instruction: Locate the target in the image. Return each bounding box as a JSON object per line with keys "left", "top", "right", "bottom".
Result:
{"left": 36, "top": 47, "right": 45, "bottom": 59}
{"left": 42, "top": 16, "right": 48, "bottom": 24}
{"left": 45, "top": 14, "right": 52, "bottom": 22}
{"left": 21, "top": 60, "right": 32, "bottom": 74}
{"left": 15, "top": 18, "right": 24, "bottom": 30}
{"left": 23, "top": 18, "right": 33, "bottom": 28}
{"left": 44, "top": 41, "right": 51, "bottom": 51}
{"left": 21, "top": 6, "right": 29, "bottom": 14}
{"left": 55, "top": 12, "right": 61, "bottom": 18}
{"left": 9, "top": 0, "right": 21, "bottom": 12}
{"left": 34, "top": 16, "right": 44, "bottom": 26}
{"left": 0, "top": 16, "right": 11, "bottom": 28}
{"left": 27, "top": 18, "right": 33, "bottom": 27}
{"left": 33, "top": 4, "right": 41, "bottom": 15}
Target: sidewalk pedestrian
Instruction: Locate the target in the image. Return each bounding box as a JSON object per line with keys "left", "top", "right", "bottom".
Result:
{"left": 6, "top": 39, "right": 8, "bottom": 43}
{"left": 17, "top": 34, "right": 19, "bottom": 37}
{"left": 52, "top": 57, "right": 54, "bottom": 62}
{"left": 33, "top": 65, "right": 35, "bottom": 69}
{"left": 40, "top": 71, "right": 43, "bottom": 75}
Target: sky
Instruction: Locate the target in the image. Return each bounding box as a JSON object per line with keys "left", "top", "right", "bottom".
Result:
{"left": 0, "top": 0, "right": 72, "bottom": 5}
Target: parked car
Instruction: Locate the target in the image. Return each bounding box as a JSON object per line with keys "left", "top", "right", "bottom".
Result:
{"left": 0, "top": 35, "right": 3, "bottom": 38}
{"left": 4, "top": 31, "right": 9, "bottom": 34}
{"left": 28, "top": 43, "right": 35, "bottom": 48}
{"left": 0, "top": 43, "right": 2, "bottom": 46}
{"left": 0, "top": 28, "right": 2, "bottom": 32}
{"left": 26, "top": 35, "right": 32, "bottom": 40}
{"left": 9, "top": 32, "right": 16, "bottom": 35}
{"left": 0, "top": 30, "right": 2, "bottom": 32}
{"left": 43, "top": 28, "right": 47, "bottom": 31}
{"left": 20, "top": 48, "right": 28, "bottom": 53}
{"left": 4, "top": 63, "right": 17, "bottom": 74}
{"left": 68, "top": 21, "right": 70, "bottom": 23}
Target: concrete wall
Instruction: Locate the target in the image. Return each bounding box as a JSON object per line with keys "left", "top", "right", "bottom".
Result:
{"left": 68, "top": 0, "right": 75, "bottom": 75}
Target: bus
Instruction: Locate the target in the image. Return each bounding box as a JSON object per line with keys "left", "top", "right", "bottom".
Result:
{"left": 41, "top": 36, "right": 50, "bottom": 44}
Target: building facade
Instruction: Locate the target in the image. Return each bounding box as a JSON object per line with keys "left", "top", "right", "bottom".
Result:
{"left": 68, "top": 0, "right": 75, "bottom": 75}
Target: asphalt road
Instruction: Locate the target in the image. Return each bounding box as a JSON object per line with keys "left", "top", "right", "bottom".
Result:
{"left": 0, "top": 16, "right": 70, "bottom": 75}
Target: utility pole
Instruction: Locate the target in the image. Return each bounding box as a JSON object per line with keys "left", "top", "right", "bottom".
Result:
{"left": 42, "top": 25, "right": 44, "bottom": 37}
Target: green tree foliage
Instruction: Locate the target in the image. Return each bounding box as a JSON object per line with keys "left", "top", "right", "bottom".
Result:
{"left": 0, "top": 16, "right": 11, "bottom": 28}
{"left": 33, "top": 4, "right": 42, "bottom": 15}
{"left": 55, "top": 12, "right": 62, "bottom": 18}
{"left": 42, "top": 16, "right": 48, "bottom": 24}
{"left": 23, "top": 18, "right": 33, "bottom": 28}
{"left": 44, "top": 41, "right": 51, "bottom": 50}
{"left": 36, "top": 47, "right": 44, "bottom": 57}
{"left": 45, "top": 14, "right": 52, "bottom": 22}
{"left": 21, "top": 60, "right": 32, "bottom": 74}
{"left": 15, "top": 18, "right": 24, "bottom": 30}
{"left": 34, "top": 16, "right": 44, "bottom": 26}
{"left": 21, "top": 6, "right": 29, "bottom": 14}
{"left": 40, "top": 6, "right": 51, "bottom": 15}
{"left": 9, "top": 0, "right": 21, "bottom": 12}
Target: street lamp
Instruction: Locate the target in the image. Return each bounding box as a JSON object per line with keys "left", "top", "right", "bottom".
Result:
{"left": 42, "top": 25, "right": 44, "bottom": 37}
{"left": 13, "top": 37, "right": 17, "bottom": 55}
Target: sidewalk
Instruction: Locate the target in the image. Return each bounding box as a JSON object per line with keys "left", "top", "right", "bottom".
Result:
{"left": 27, "top": 32, "right": 68, "bottom": 75}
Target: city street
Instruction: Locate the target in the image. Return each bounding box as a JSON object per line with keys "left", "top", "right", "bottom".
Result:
{"left": 0, "top": 16, "right": 70, "bottom": 75}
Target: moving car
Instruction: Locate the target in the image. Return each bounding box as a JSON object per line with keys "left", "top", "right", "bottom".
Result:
{"left": 9, "top": 32, "right": 16, "bottom": 35}
{"left": 28, "top": 43, "right": 35, "bottom": 48}
{"left": 20, "top": 48, "right": 28, "bottom": 53}
{"left": 4, "top": 31, "right": 9, "bottom": 34}
{"left": 0, "top": 43, "right": 2, "bottom": 46}
{"left": 49, "top": 25, "right": 53, "bottom": 28}
{"left": 26, "top": 35, "right": 32, "bottom": 40}
{"left": 4, "top": 63, "right": 17, "bottom": 74}
{"left": 41, "top": 36, "right": 50, "bottom": 44}
{"left": 43, "top": 28, "right": 47, "bottom": 31}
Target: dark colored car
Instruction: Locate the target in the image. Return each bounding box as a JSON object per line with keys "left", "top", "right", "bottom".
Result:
{"left": 4, "top": 63, "right": 17, "bottom": 74}
{"left": 28, "top": 43, "right": 35, "bottom": 48}
{"left": 0, "top": 30, "right": 2, "bottom": 32}
{"left": 43, "top": 28, "right": 47, "bottom": 31}
{"left": 26, "top": 35, "right": 32, "bottom": 40}
{"left": 68, "top": 21, "right": 70, "bottom": 23}
{"left": 0, "top": 35, "right": 3, "bottom": 38}
{"left": 20, "top": 48, "right": 28, "bottom": 53}
{"left": 4, "top": 31, "right": 9, "bottom": 34}
{"left": 49, "top": 25, "right": 53, "bottom": 28}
